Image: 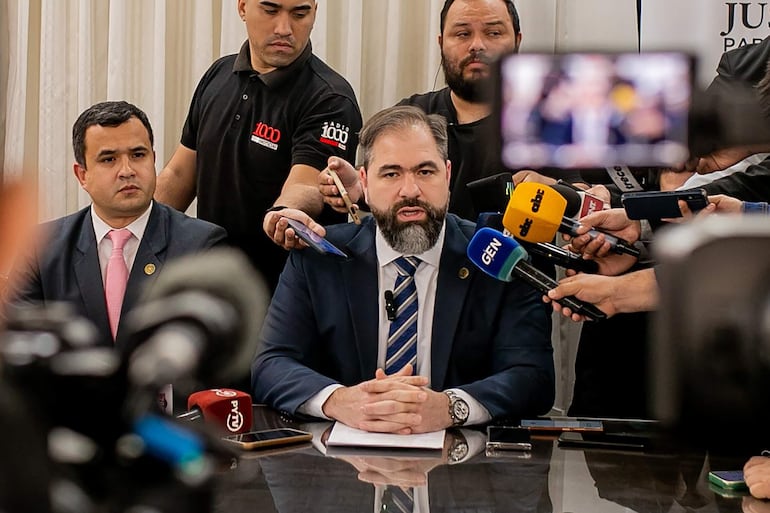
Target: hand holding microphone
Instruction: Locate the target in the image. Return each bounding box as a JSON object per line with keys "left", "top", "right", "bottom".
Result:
{"left": 503, "top": 183, "right": 640, "bottom": 258}
{"left": 466, "top": 227, "right": 606, "bottom": 322}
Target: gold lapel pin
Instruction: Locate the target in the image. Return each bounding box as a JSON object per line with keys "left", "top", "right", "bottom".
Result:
{"left": 144, "top": 263, "right": 156, "bottom": 276}
{"left": 458, "top": 267, "right": 470, "bottom": 279}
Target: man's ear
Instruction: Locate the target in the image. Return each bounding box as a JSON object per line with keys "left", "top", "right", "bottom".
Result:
{"left": 445, "top": 159, "right": 452, "bottom": 183}
{"left": 73, "top": 163, "right": 87, "bottom": 188}
{"left": 359, "top": 166, "right": 369, "bottom": 204}
{"left": 438, "top": 34, "right": 443, "bottom": 49}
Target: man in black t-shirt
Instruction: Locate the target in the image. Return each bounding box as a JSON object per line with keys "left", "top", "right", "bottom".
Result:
{"left": 318, "top": 0, "right": 523, "bottom": 222}
{"left": 155, "top": 0, "right": 362, "bottom": 290}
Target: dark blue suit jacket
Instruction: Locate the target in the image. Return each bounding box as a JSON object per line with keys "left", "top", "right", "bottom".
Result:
{"left": 252, "top": 214, "right": 554, "bottom": 421}
{"left": 12, "top": 202, "right": 227, "bottom": 348}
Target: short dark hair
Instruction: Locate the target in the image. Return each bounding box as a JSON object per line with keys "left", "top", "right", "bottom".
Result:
{"left": 359, "top": 106, "right": 448, "bottom": 170}
{"left": 72, "top": 101, "right": 154, "bottom": 167}
{"left": 440, "top": 0, "right": 521, "bottom": 35}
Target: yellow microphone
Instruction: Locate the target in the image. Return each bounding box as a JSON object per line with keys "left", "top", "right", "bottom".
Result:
{"left": 503, "top": 183, "right": 640, "bottom": 257}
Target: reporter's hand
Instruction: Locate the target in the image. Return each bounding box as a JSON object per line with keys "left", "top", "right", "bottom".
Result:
{"left": 745, "top": 456, "right": 770, "bottom": 499}
{"left": 543, "top": 268, "right": 658, "bottom": 321}
{"left": 262, "top": 209, "right": 326, "bottom": 251}
{"left": 512, "top": 170, "right": 556, "bottom": 186}
{"left": 585, "top": 184, "right": 611, "bottom": 204}
{"left": 543, "top": 271, "right": 619, "bottom": 322}
{"left": 322, "top": 365, "right": 429, "bottom": 434}
{"left": 318, "top": 156, "right": 362, "bottom": 213}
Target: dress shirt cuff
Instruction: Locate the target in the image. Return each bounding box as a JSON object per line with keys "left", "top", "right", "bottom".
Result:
{"left": 447, "top": 388, "right": 491, "bottom": 425}
{"left": 296, "top": 384, "right": 343, "bottom": 420}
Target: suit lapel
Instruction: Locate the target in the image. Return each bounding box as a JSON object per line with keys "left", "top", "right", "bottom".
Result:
{"left": 344, "top": 219, "right": 380, "bottom": 379}
{"left": 73, "top": 213, "right": 111, "bottom": 340}
{"left": 117, "top": 203, "right": 166, "bottom": 341}
{"left": 431, "top": 216, "right": 473, "bottom": 389}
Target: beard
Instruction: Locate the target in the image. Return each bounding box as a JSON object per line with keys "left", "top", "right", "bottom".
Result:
{"left": 372, "top": 198, "right": 447, "bottom": 255}
{"left": 441, "top": 51, "right": 493, "bottom": 103}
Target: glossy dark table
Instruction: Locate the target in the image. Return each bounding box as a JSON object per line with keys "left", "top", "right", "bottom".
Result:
{"left": 211, "top": 406, "right": 755, "bottom": 513}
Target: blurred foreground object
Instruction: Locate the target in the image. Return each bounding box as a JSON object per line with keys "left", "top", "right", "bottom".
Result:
{"left": 653, "top": 215, "right": 770, "bottom": 450}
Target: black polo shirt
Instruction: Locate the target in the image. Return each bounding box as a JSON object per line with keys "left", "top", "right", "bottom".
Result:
{"left": 399, "top": 88, "right": 582, "bottom": 221}
{"left": 181, "top": 41, "right": 362, "bottom": 288}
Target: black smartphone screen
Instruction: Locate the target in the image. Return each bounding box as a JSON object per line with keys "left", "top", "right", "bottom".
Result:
{"left": 486, "top": 426, "right": 532, "bottom": 451}
{"left": 621, "top": 189, "right": 708, "bottom": 219}
{"left": 232, "top": 429, "right": 309, "bottom": 443}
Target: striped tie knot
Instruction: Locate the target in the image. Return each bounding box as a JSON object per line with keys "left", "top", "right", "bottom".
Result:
{"left": 393, "top": 256, "right": 420, "bottom": 277}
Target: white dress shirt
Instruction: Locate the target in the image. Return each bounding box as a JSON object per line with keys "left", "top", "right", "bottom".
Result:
{"left": 300, "top": 221, "right": 490, "bottom": 425}
{"left": 91, "top": 202, "right": 152, "bottom": 285}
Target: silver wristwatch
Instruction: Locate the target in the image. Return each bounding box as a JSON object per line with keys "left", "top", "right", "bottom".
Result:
{"left": 445, "top": 390, "right": 469, "bottom": 426}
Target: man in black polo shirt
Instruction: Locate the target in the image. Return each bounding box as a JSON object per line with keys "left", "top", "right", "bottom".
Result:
{"left": 320, "top": 0, "right": 525, "bottom": 221}
{"left": 155, "top": 0, "right": 362, "bottom": 289}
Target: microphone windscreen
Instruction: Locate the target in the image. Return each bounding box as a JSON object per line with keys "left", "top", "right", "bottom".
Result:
{"left": 466, "top": 172, "right": 514, "bottom": 213}
{"left": 549, "top": 184, "right": 583, "bottom": 218}
{"left": 503, "top": 183, "right": 566, "bottom": 243}
{"left": 187, "top": 388, "right": 253, "bottom": 434}
{"left": 128, "top": 248, "right": 270, "bottom": 384}
{"left": 467, "top": 227, "right": 528, "bottom": 281}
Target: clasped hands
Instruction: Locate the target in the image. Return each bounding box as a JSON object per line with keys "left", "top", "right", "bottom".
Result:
{"left": 322, "top": 364, "right": 451, "bottom": 435}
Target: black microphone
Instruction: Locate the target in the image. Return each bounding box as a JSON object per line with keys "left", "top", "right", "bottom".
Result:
{"left": 123, "top": 248, "right": 270, "bottom": 392}
{"left": 476, "top": 212, "right": 599, "bottom": 273}
{"left": 519, "top": 240, "right": 600, "bottom": 274}
{"left": 384, "top": 290, "right": 396, "bottom": 321}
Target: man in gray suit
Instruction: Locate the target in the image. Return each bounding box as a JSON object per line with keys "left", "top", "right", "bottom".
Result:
{"left": 11, "top": 101, "right": 227, "bottom": 348}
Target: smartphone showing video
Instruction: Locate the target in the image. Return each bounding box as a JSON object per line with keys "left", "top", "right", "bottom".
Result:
{"left": 223, "top": 428, "right": 312, "bottom": 450}
{"left": 496, "top": 51, "right": 693, "bottom": 169}
{"left": 284, "top": 218, "right": 348, "bottom": 258}
{"left": 621, "top": 188, "right": 708, "bottom": 219}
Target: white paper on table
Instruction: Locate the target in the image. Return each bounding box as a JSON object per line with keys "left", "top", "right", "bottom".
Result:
{"left": 326, "top": 422, "right": 445, "bottom": 449}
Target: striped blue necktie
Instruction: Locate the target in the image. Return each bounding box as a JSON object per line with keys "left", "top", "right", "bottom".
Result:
{"left": 386, "top": 256, "right": 421, "bottom": 374}
{"left": 381, "top": 485, "right": 414, "bottom": 513}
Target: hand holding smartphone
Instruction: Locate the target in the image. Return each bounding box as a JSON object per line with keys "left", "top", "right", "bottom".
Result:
{"left": 223, "top": 428, "right": 312, "bottom": 450}
{"left": 621, "top": 189, "right": 708, "bottom": 220}
{"left": 284, "top": 218, "right": 348, "bottom": 258}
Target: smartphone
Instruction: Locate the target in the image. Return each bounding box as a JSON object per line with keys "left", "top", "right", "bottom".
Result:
{"left": 621, "top": 189, "right": 708, "bottom": 220}
{"left": 486, "top": 426, "right": 532, "bottom": 451}
{"left": 520, "top": 419, "right": 604, "bottom": 433}
{"left": 557, "top": 431, "right": 647, "bottom": 451}
{"left": 222, "top": 428, "right": 312, "bottom": 450}
{"left": 284, "top": 218, "right": 348, "bottom": 257}
{"left": 495, "top": 51, "right": 693, "bottom": 169}
{"left": 708, "top": 470, "right": 748, "bottom": 490}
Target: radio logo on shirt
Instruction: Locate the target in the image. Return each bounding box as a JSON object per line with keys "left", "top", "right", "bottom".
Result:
{"left": 320, "top": 121, "right": 349, "bottom": 150}
{"left": 251, "top": 122, "right": 281, "bottom": 150}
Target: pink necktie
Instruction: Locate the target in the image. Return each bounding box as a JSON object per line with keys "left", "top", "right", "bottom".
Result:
{"left": 105, "top": 229, "right": 132, "bottom": 340}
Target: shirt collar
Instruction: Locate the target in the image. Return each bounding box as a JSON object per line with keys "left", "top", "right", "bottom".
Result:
{"left": 91, "top": 202, "right": 153, "bottom": 244}
{"left": 375, "top": 221, "right": 446, "bottom": 270}
{"left": 232, "top": 39, "right": 313, "bottom": 89}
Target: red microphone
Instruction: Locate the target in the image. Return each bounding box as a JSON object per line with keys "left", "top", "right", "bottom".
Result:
{"left": 183, "top": 388, "right": 253, "bottom": 434}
